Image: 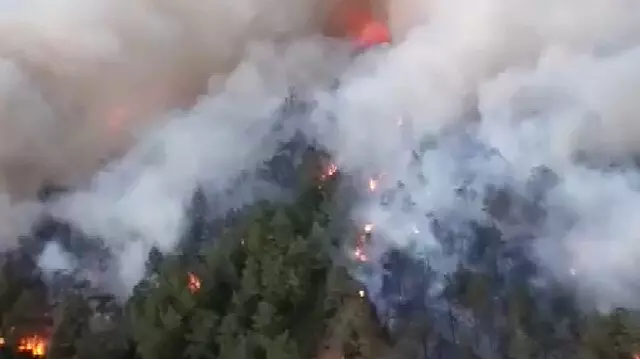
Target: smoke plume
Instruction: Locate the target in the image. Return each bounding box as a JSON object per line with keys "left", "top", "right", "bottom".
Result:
{"left": 4, "top": 0, "right": 640, "bottom": 309}
{"left": 317, "top": 0, "right": 640, "bottom": 310}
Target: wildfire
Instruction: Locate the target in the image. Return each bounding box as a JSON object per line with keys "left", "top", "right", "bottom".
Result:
{"left": 16, "top": 335, "right": 47, "bottom": 357}
{"left": 332, "top": 0, "right": 391, "bottom": 49}
{"left": 187, "top": 272, "right": 201, "bottom": 294}
{"left": 353, "top": 247, "right": 368, "bottom": 262}
{"left": 353, "top": 223, "right": 374, "bottom": 263}
{"left": 355, "top": 20, "right": 390, "bottom": 49}
{"left": 320, "top": 163, "right": 338, "bottom": 181}
{"left": 368, "top": 178, "right": 378, "bottom": 192}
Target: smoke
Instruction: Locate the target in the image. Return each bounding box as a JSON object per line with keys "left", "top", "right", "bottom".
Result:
{"left": 0, "top": 0, "right": 348, "bottom": 296}
{"left": 0, "top": 0, "right": 327, "bottom": 198}
{"left": 38, "top": 241, "right": 75, "bottom": 274}
{"left": 310, "top": 0, "right": 640, "bottom": 311}
{"left": 4, "top": 0, "right": 640, "bottom": 310}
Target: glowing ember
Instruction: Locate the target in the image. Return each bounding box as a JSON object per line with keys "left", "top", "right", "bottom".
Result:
{"left": 187, "top": 272, "right": 201, "bottom": 294}
{"left": 355, "top": 21, "right": 391, "bottom": 48}
{"left": 358, "top": 290, "right": 365, "bottom": 298}
{"left": 17, "top": 335, "right": 47, "bottom": 357}
{"left": 363, "top": 223, "right": 374, "bottom": 233}
{"left": 334, "top": 1, "right": 391, "bottom": 49}
{"left": 353, "top": 248, "right": 368, "bottom": 262}
{"left": 368, "top": 178, "right": 378, "bottom": 192}
{"left": 320, "top": 163, "right": 338, "bottom": 181}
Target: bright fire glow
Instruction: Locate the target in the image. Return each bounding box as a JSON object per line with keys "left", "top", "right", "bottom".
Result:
{"left": 355, "top": 21, "right": 390, "bottom": 48}
{"left": 16, "top": 335, "right": 47, "bottom": 357}
{"left": 363, "top": 223, "right": 374, "bottom": 233}
{"left": 358, "top": 290, "right": 365, "bottom": 298}
{"left": 187, "top": 272, "right": 201, "bottom": 294}
{"left": 368, "top": 178, "right": 378, "bottom": 192}
{"left": 353, "top": 248, "right": 368, "bottom": 262}
{"left": 320, "top": 163, "right": 338, "bottom": 181}
{"left": 336, "top": 2, "right": 391, "bottom": 49}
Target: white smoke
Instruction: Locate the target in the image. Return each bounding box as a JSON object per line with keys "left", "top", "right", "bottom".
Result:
{"left": 0, "top": 0, "right": 347, "bottom": 296}
{"left": 3, "top": 0, "right": 640, "bottom": 309}
{"left": 309, "top": 0, "right": 640, "bottom": 310}
{"left": 38, "top": 241, "right": 75, "bottom": 274}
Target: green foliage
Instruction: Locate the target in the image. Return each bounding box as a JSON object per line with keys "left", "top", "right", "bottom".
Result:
{"left": 127, "top": 189, "right": 343, "bottom": 359}
{"left": 7, "top": 152, "right": 640, "bottom": 359}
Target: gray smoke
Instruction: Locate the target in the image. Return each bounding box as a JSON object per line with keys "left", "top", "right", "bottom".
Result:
{"left": 0, "top": 0, "right": 347, "bottom": 296}
{"left": 312, "top": 0, "right": 640, "bottom": 310}
{"left": 5, "top": 0, "right": 640, "bottom": 309}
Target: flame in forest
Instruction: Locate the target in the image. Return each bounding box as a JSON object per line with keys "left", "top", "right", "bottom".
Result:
{"left": 353, "top": 247, "right": 368, "bottom": 262}
{"left": 16, "top": 335, "right": 48, "bottom": 357}
{"left": 368, "top": 178, "right": 378, "bottom": 192}
{"left": 354, "top": 21, "right": 390, "bottom": 48}
{"left": 187, "top": 272, "right": 201, "bottom": 294}
{"left": 320, "top": 163, "right": 338, "bottom": 181}
{"left": 353, "top": 223, "right": 374, "bottom": 263}
{"left": 338, "top": 2, "right": 390, "bottom": 49}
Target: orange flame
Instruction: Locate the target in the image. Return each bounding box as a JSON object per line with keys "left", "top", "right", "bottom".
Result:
{"left": 353, "top": 223, "right": 374, "bottom": 263}
{"left": 355, "top": 21, "right": 390, "bottom": 48}
{"left": 16, "top": 335, "right": 47, "bottom": 357}
{"left": 320, "top": 163, "right": 339, "bottom": 181}
{"left": 368, "top": 178, "right": 378, "bottom": 192}
{"left": 187, "top": 272, "right": 201, "bottom": 294}
{"left": 363, "top": 223, "right": 374, "bottom": 233}
{"left": 353, "top": 247, "right": 368, "bottom": 262}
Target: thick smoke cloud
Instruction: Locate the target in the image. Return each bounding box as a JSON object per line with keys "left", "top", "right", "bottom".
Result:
{"left": 5, "top": 0, "right": 640, "bottom": 309}
{"left": 0, "top": 0, "right": 346, "bottom": 296}
{"left": 318, "top": 0, "right": 640, "bottom": 310}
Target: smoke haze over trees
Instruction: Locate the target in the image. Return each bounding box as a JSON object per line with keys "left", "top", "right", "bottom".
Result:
{"left": 1, "top": 0, "right": 640, "bottom": 358}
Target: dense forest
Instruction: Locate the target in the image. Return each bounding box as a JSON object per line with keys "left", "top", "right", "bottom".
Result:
{"left": 0, "top": 141, "right": 639, "bottom": 359}
{"left": 0, "top": 0, "right": 639, "bottom": 355}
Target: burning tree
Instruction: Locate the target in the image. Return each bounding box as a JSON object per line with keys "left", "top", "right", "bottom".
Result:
{"left": 187, "top": 272, "right": 201, "bottom": 294}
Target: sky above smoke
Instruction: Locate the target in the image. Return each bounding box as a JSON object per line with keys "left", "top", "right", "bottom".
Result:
{"left": 1, "top": 0, "right": 640, "bottom": 308}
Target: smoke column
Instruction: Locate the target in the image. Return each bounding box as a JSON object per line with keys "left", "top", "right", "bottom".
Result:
{"left": 3, "top": 0, "right": 640, "bottom": 309}
{"left": 0, "top": 0, "right": 347, "bottom": 296}
{"left": 313, "top": 0, "right": 640, "bottom": 311}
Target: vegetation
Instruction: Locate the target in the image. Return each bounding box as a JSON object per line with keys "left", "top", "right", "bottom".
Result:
{"left": 0, "top": 150, "right": 640, "bottom": 359}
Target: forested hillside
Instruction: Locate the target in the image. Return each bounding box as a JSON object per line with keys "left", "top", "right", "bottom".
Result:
{"left": 0, "top": 146, "right": 639, "bottom": 359}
